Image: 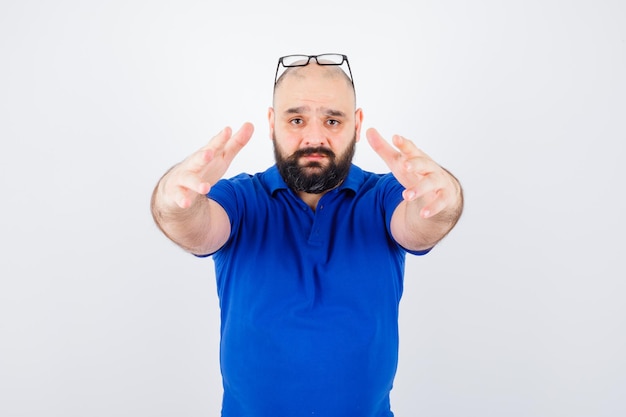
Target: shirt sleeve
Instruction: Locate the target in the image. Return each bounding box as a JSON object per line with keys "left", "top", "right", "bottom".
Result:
{"left": 206, "top": 174, "right": 251, "bottom": 242}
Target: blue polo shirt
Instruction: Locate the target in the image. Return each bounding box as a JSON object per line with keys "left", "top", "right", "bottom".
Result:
{"left": 207, "top": 164, "right": 428, "bottom": 417}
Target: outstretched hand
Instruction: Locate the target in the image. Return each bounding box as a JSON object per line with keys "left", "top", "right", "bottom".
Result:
{"left": 366, "top": 127, "right": 460, "bottom": 219}
{"left": 161, "top": 122, "right": 254, "bottom": 209}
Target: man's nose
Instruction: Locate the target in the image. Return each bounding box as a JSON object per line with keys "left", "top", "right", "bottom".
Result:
{"left": 303, "top": 122, "right": 327, "bottom": 147}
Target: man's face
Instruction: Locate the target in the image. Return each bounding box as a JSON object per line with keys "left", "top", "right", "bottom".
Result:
{"left": 269, "top": 64, "right": 363, "bottom": 194}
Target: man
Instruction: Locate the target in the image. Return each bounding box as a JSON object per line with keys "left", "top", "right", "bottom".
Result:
{"left": 151, "top": 54, "right": 463, "bottom": 416}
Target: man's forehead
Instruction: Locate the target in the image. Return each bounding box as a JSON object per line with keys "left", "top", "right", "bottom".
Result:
{"left": 273, "top": 65, "right": 356, "bottom": 109}
{"left": 274, "top": 93, "right": 355, "bottom": 116}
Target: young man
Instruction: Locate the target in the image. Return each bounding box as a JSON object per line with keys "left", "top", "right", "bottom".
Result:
{"left": 151, "top": 54, "right": 463, "bottom": 416}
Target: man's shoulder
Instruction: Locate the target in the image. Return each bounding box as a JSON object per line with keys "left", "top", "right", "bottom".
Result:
{"left": 346, "top": 165, "right": 398, "bottom": 193}
{"left": 215, "top": 166, "right": 280, "bottom": 192}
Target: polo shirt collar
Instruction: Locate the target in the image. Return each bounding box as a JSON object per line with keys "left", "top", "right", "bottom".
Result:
{"left": 267, "top": 164, "right": 364, "bottom": 195}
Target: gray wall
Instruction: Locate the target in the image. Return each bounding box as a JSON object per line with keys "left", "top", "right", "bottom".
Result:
{"left": 1, "top": 1, "right": 624, "bottom": 416}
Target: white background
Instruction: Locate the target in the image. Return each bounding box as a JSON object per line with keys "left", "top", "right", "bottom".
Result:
{"left": 1, "top": 1, "right": 625, "bottom": 416}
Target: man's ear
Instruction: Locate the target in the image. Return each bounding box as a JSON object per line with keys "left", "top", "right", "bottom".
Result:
{"left": 355, "top": 108, "right": 364, "bottom": 142}
{"left": 268, "top": 107, "right": 275, "bottom": 140}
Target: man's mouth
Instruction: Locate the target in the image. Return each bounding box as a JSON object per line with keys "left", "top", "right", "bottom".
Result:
{"left": 301, "top": 153, "right": 326, "bottom": 160}
{"left": 293, "top": 147, "right": 334, "bottom": 168}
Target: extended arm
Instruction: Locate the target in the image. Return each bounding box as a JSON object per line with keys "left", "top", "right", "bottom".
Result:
{"left": 366, "top": 128, "right": 463, "bottom": 252}
{"left": 151, "top": 123, "right": 254, "bottom": 254}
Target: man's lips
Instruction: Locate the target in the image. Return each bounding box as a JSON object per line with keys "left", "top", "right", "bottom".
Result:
{"left": 293, "top": 148, "right": 334, "bottom": 166}
{"left": 299, "top": 155, "right": 326, "bottom": 168}
{"left": 301, "top": 153, "right": 327, "bottom": 160}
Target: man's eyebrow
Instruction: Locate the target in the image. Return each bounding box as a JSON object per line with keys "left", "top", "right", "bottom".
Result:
{"left": 284, "top": 106, "right": 309, "bottom": 114}
{"left": 284, "top": 106, "right": 347, "bottom": 117}
{"left": 323, "top": 108, "right": 347, "bottom": 118}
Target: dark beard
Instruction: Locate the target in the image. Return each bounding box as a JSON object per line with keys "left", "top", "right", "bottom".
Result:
{"left": 274, "top": 135, "right": 356, "bottom": 194}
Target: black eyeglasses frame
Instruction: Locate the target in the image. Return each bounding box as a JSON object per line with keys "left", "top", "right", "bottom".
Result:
{"left": 274, "top": 53, "right": 354, "bottom": 87}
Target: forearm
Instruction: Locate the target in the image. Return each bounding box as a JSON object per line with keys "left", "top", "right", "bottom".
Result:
{"left": 150, "top": 170, "right": 215, "bottom": 254}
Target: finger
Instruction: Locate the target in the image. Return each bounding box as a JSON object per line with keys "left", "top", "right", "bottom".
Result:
{"left": 223, "top": 122, "right": 254, "bottom": 160}
{"left": 402, "top": 174, "right": 438, "bottom": 201}
{"left": 174, "top": 186, "right": 195, "bottom": 209}
{"left": 186, "top": 125, "right": 240, "bottom": 172}
{"left": 419, "top": 189, "right": 450, "bottom": 219}
{"left": 175, "top": 185, "right": 212, "bottom": 209}
{"left": 366, "top": 128, "right": 400, "bottom": 165}
{"left": 182, "top": 126, "right": 233, "bottom": 172}
{"left": 175, "top": 169, "right": 212, "bottom": 196}
{"left": 201, "top": 126, "right": 233, "bottom": 152}
{"left": 404, "top": 155, "right": 439, "bottom": 177}
{"left": 392, "top": 135, "right": 430, "bottom": 159}
{"left": 185, "top": 148, "right": 217, "bottom": 173}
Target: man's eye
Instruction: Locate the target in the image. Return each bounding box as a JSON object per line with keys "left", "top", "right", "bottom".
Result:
{"left": 327, "top": 119, "right": 340, "bottom": 126}
{"left": 290, "top": 118, "right": 303, "bottom": 125}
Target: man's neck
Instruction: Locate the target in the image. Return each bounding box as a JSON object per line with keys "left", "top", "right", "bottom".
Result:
{"left": 295, "top": 178, "right": 347, "bottom": 211}
{"left": 298, "top": 191, "right": 325, "bottom": 212}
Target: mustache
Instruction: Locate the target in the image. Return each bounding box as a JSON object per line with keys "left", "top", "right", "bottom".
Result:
{"left": 292, "top": 147, "right": 335, "bottom": 159}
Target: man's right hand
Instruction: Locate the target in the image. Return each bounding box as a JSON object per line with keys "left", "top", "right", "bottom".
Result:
{"left": 159, "top": 122, "right": 254, "bottom": 210}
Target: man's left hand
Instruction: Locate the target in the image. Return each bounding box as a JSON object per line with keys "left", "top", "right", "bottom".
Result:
{"left": 366, "top": 127, "right": 461, "bottom": 219}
